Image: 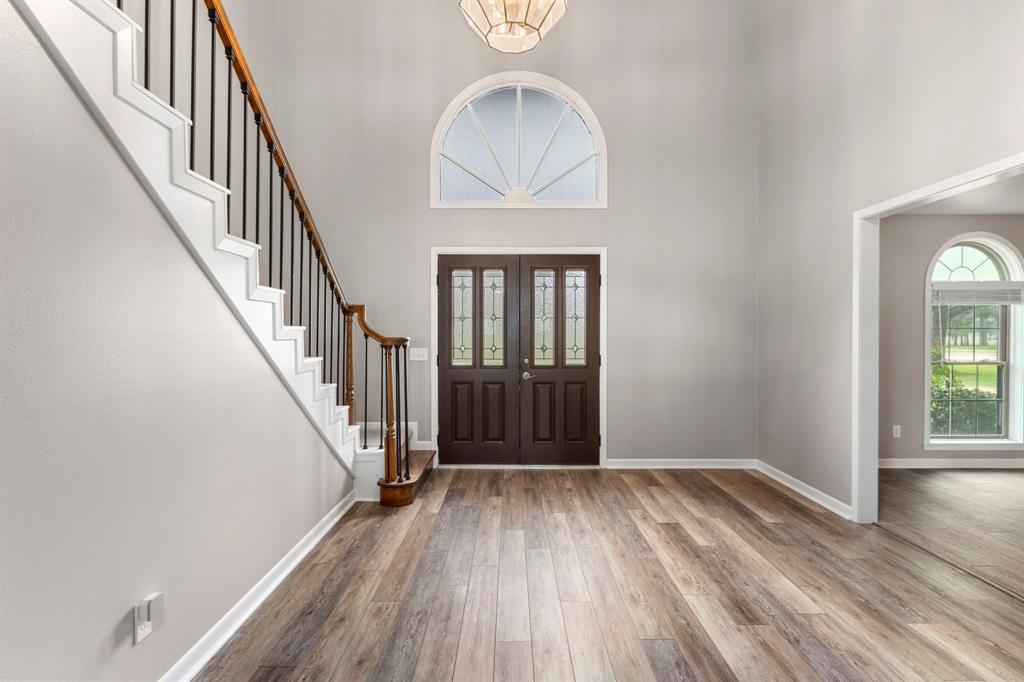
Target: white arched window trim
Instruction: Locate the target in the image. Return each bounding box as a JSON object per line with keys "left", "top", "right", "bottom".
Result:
{"left": 430, "top": 71, "right": 608, "bottom": 209}
{"left": 923, "top": 232, "right": 1024, "bottom": 450}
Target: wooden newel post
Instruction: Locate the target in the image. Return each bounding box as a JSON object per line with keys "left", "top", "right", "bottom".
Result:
{"left": 383, "top": 344, "right": 397, "bottom": 483}
{"left": 343, "top": 308, "right": 355, "bottom": 421}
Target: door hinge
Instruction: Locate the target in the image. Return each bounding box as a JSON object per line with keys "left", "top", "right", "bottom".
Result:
{"left": 436, "top": 273, "right": 440, "bottom": 287}
{"left": 599, "top": 354, "right": 602, "bottom": 366}
{"left": 598, "top": 434, "right": 602, "bottom": 446}
{"left": 599, "top": 273, "right": 602, "bottom": 286}
{"left": 435, "top": 353, "right": 439, "bottom": 367}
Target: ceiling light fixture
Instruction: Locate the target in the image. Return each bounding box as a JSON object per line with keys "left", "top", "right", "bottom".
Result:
{"left": 459, "top": 0, "right": 568, "bottom": 54}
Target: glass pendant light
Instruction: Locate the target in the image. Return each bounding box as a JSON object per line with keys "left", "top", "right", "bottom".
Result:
{"left": 460, "top": 0, "right": 568, "bottom": 54}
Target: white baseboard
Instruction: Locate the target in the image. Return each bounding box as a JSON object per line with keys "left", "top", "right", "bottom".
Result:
{"left": 437, "top": 464, "right": 601, "bottom": 469}
{"left": 604, "top": 458, "right": 757, "bottom": 469}
{"left": 879, "top": 457, "right": 1024, "bottom": 469}
{"left": 160, "top": 490, "right": 356, "bottom": 681}
{"left": 754, "top": 461, "right": 852, "bottom": 519}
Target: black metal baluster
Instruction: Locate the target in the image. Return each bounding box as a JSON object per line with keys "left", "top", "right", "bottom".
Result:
{"left": 315, "top": 252, "right": 321, "bottom": 358}
{"left": 378, "top": 346, "right": 384, "bottom": 449}
{"left": 342, "top": 305, "right": 348, "bottom": 411}
{"left": 393, "top": 342, "right": 401, "bottom": 481}
{"left": 278, "top": 167, "right": 285, "bottom": 290}
{"left": 144, "top": 0, "right": 151, "bottom": 89}
{"left": 403, "top": 344, "right": 410, "bottom": 480}
{"left": 268, "top": 142, "right": 275, "bottom": 286}
{"left": 326, "top": 285, "right": 333, "bottom": 391}
{"left": 290, "top": 192, "right": 297, "bottom": 323}
{"left": 307, "top": 234, "right": 314, "bottom": 356}
{"left": 254, "top": 113, "right": 261, "bottom": 254}
{"left": 189, "top": 0, "right": 196, "bottom": 170}
{"left": 298, "top": 213, "right": 305, "bottom": 335}
{"left": 334, "top": 295, "right": 341, "bottom": 403}
{"left": 241, "top": 84, "right": 248, "bottom": 239}
{"left": 208, "top": 8, "right": 217, "bottom": 181}
{"left": 322, "top": 266, "right": 328, "bottom": 365}
{"left": 225, "top": 47, "right": 233, "bottom": 228}
{"left": 169, "top": 0, "right": 176, "bottom": 107}
{"left": 362, "top": 333, "right": 369, "bottom": 449}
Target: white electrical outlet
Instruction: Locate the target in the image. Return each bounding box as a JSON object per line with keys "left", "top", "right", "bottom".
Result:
{"left": 409, "top": 348, "right": 428, "bottom": 362}
{"left": 892, "top": 425, "right": 902, "bottom": 439}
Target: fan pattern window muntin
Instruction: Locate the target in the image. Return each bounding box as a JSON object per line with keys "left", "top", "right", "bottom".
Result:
{"left": 932, "top": 243, "right": 1006, "bottom": 282}
{"left": 929, "top": 242, "right": 1010, "bottom": 438}
{"left": 440, "top": 85, "right": 599, "bottom": 205}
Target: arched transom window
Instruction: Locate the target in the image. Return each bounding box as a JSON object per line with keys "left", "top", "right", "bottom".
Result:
{"left": 927, "top": 237, "right": 1024, "bottom": 444}
{"left": 431, "top": 72, "right": 607, "bottom": 208}
{"left": 931, "top": 243, "right": 1005, "bottom": 282}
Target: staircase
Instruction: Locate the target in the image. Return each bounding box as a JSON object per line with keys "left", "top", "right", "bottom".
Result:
{"left": 15, "top": 0, "right": 432, "bottom": 506}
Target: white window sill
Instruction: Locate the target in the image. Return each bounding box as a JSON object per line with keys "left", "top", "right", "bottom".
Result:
{"left": 925, "top": 439, "right": 1024, "bottom": 451}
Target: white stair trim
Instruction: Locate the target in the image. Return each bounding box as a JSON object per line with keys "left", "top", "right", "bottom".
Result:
{"left": 15, "top": 0, "right": 358, "bottom": 474}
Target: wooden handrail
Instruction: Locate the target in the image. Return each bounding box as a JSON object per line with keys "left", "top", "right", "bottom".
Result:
{"left": 204, "top": 0, "right": 405, "bottom": 352}
{"left": 344, "top": 304, "right": 410, "bottom": 347}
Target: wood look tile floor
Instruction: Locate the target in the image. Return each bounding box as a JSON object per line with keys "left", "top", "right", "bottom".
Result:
{"left": 197, "top": 469, "right": 1024, "bottom": 681}
{"left": 879, "top": 468, "right": 1024, "bottom": 599}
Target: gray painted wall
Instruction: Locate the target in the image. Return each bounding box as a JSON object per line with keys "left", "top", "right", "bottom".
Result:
{"left": 878, "top": 214, "right": 1024, "bottom": 460}
{"left": 0, "top": 6, "right": 350, "bottom": 678}
{"left": 756, "top": 0, "right": 1024, "bottom": 503}
{"left": 267, "top": 0, "right": 762, "bottom": 461}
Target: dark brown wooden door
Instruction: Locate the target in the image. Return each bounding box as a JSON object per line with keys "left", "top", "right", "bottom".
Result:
{"left": 518, "top": 255, "right": 600, "bottom": 465}
{"left": 438, "top": 255, "right": 521, "bottom": 464}
{"left": 438, "top": 254, "right": 600, "bottom": 466}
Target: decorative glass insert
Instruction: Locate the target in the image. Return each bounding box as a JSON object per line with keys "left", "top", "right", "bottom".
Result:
{"left": 482, "top": 269, "right": 505, "bottom": 366}
{"left": 451, "top": 269, "right": 474, "bottom": 366}
{"left": 930, "top": 302, "right": 1007, "bottom": 437}
{"left": 440, "top": 85, "right": 598, "bottom": 205}
{"left": 564, "top": 269, "right": 586, "bottom": 365}
{"left": 533, "top": 269, "right": 556, "bottom": 366}
{"left": 932, "top": 243, "right": 1005, "bottom": 282}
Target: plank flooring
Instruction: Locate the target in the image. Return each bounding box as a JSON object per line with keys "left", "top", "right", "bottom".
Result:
{"left": 879, "top": 468, "right": 1024, "bottom": 599}
{"left": 198, "top": 468, "right": 1024, "bottom": 681}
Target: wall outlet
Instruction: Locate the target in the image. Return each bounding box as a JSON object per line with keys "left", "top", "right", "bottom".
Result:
{"left": 892, "top": 425, "right": 902, "bottom": 439}
{"left": 409, "top": 348, "right": 428, "bottom": 362}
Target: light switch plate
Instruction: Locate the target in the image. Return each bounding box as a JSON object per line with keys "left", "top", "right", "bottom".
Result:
{"left": 892, "top": 425, "right": 902, "bottom": 439}
{"left": 133, "top": 592, "right": 164, "bottom": 645}
{"left": 409, "top": 348, "right": 428, "bottom": 362}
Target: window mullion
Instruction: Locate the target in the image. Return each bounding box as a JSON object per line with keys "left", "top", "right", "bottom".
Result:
{"left": 467, "top": 103, "right": 512, "bottom": 192}
{"left": 526, "top": 104, "right": 570, "bottom": 190}
{"left": 516, "top": 85, "right": 522, "bottom": 190}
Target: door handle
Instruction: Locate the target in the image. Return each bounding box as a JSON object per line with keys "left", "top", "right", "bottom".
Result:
{"left": 522, "top": 371, "right": 535, "bottom": 381}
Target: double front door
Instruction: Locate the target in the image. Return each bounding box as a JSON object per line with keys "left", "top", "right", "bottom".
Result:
{"left": 438, "top": 254, "right": 600, "bottom": 465}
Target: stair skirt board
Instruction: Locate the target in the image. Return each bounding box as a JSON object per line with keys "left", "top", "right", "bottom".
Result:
{"left": 15, "top": 0, "right": 359, "bottom": 474}
{"left": 160, "top": 490, "right": 356, "bottom": 682}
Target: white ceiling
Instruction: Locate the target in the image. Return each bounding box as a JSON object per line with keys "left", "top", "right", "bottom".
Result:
{"left": 904, "top": 173, "right": 1024, "bottom": 215}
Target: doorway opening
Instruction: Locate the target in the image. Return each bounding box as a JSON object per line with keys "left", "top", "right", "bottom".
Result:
{"left": 430, "top": 247, "right": 607, "bottom": 467}
{"left": 851, "top": 153, "right": 1023, "bottom": 524}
